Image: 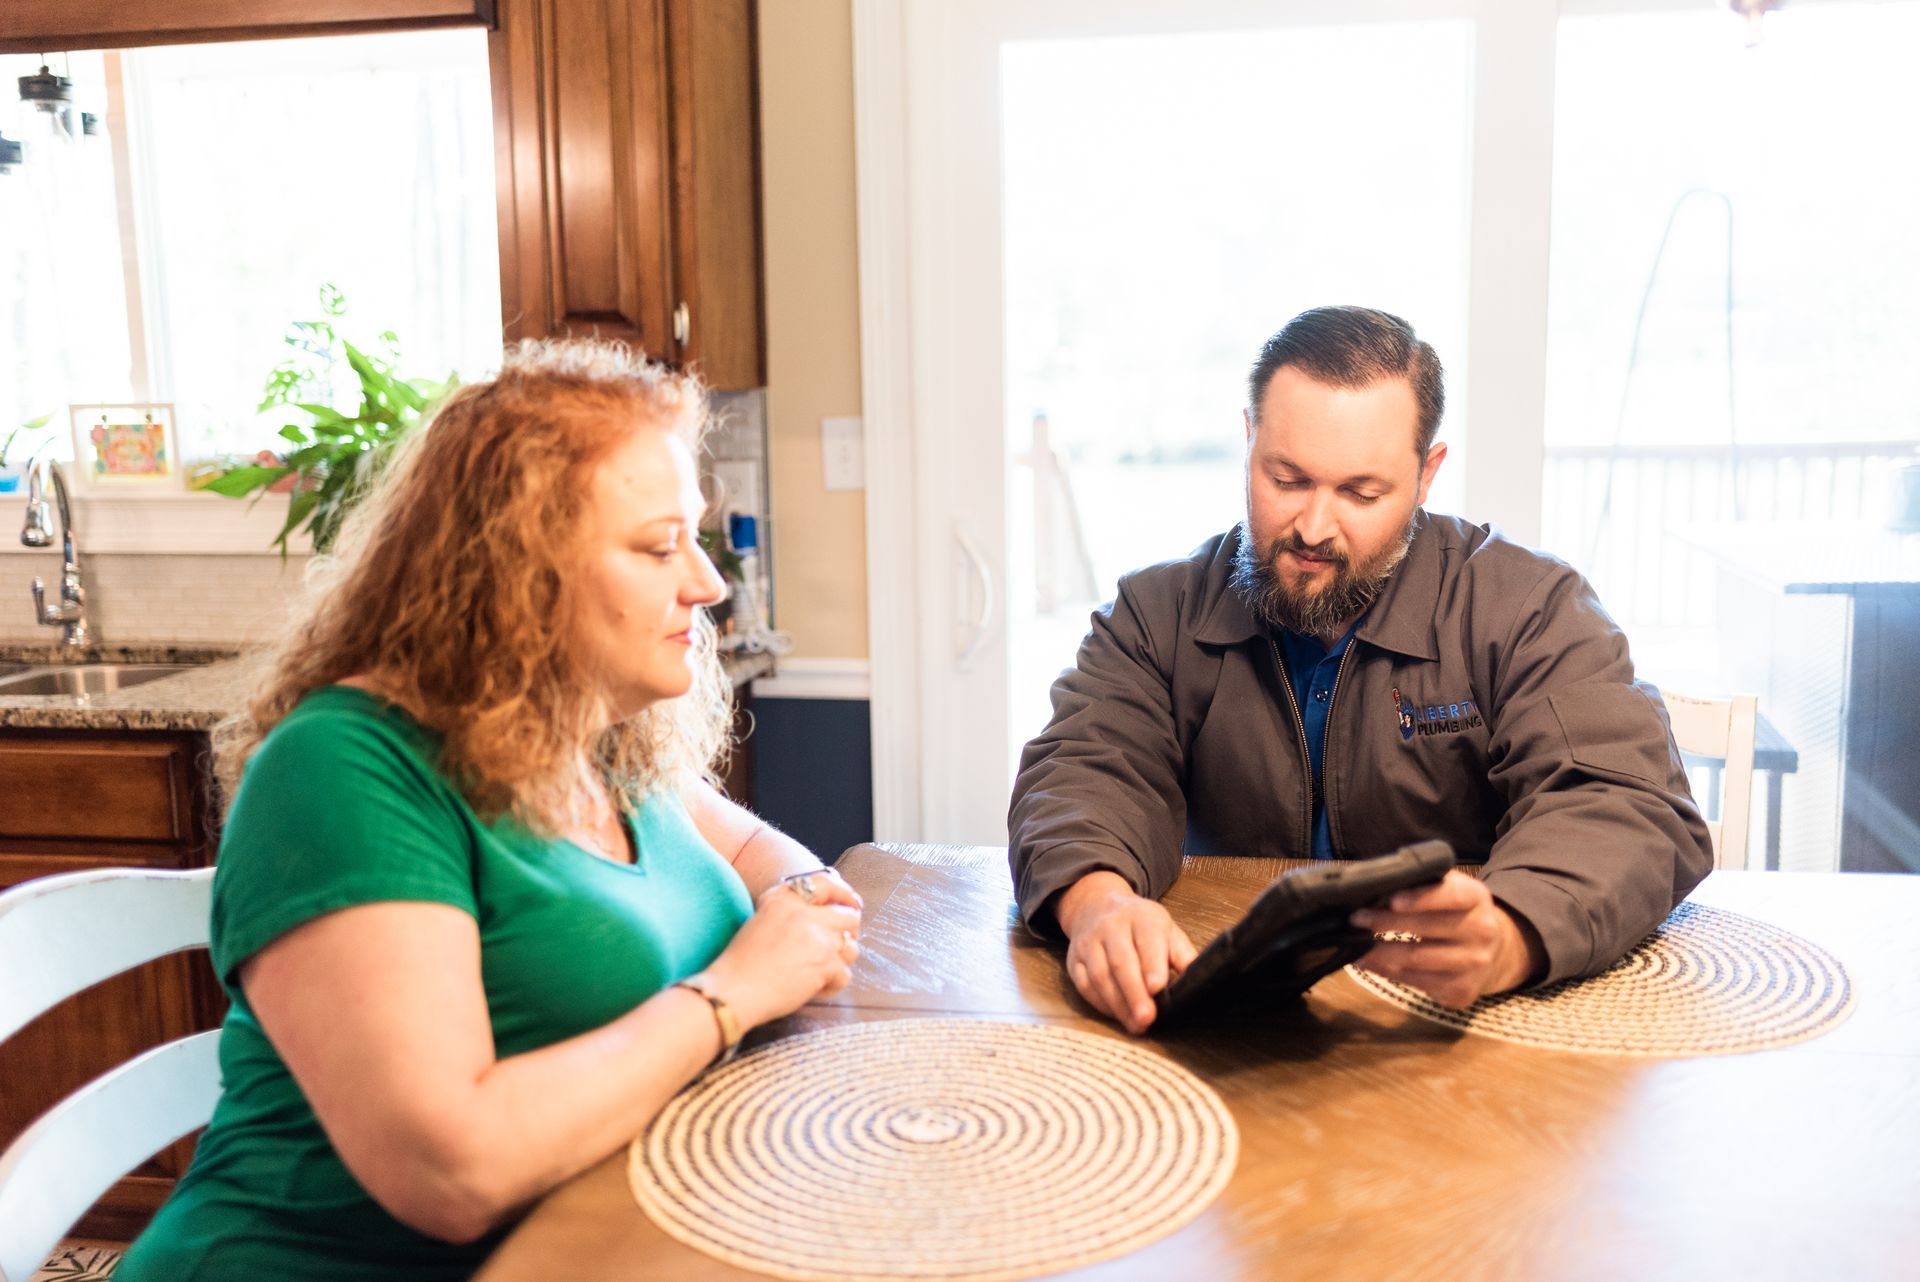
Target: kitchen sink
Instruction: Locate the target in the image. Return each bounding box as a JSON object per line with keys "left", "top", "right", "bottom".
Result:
{"left": 0, "top": 664, "right": 193, "bottom": 697}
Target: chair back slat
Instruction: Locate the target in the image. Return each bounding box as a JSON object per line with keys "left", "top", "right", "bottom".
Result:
{"left": 0, "top": 1031, "right": 223, "bottom": 1282}
{"left": 1661, "top": 690, "right": 1760, "bottom": 870}
{"left": 0, "top": 868, "right": 214, "bottom": 1043}
{"left": 0, "top": 868, "right": 220, "bottom": 1282}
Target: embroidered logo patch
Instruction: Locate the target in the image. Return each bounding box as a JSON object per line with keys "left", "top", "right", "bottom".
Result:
{"left": 1393, "top": 686, "right": 1484, "bottom": 741}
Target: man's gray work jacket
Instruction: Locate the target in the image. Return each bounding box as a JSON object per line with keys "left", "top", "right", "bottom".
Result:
{"left": 1008, "top": 512, "right": 1715, "bottom": 986}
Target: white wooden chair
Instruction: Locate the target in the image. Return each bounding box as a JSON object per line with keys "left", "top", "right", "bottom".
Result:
{"left": 0, "top": 868, "right": 221, "bottom": 1282}
{"left": 1660, "top": 691, "right": 1760, "bottom": 871}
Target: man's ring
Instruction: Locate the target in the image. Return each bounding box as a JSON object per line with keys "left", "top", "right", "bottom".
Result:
{"left": 1373, "top": 930, "right": 1422, "bottom": 945}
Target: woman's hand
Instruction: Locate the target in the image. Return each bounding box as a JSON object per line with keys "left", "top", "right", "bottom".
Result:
{"left": 699, "top": 875, "right": 863, "bottom": 1029}
{"left": 754, "top": 865, "right": 863, "bottom": 913}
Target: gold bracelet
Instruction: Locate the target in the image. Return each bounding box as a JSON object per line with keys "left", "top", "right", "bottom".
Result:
{"left": 672, "top": 976, "right": 742, "bottom": 1068}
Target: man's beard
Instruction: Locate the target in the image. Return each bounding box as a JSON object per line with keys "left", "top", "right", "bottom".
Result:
{"left": 1231, "top": 515, "right": 1416, "bottom": 639}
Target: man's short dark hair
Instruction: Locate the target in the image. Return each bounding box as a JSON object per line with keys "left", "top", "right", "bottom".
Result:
{"left": 1247, "top": 306, "right": 1445, "bottom": 460}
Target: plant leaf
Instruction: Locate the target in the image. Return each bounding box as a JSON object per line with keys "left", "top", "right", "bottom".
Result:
{"left": 202, "top": 464, "right": 292, "bottom": 498}
{"left": 387, "top": 377, "right": 425, "bottom": 413}
{"left": 282, "top": 442, "right": 338, "bottom": 471}
{"left": 341, "top": 340, "right": 401, "bottom": 418}
{"left": 292, "top": 403, "right": 352, "bottom": 428}
{"left": 272, "top": 488, "right": 322, "bottom": 559}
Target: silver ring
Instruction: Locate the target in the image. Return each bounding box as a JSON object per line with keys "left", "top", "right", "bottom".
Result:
{"left": 1373, "top": 930, "right": 1423, "bottom": 945}
{"left": 785, "top": 872, "right": 822, "bottom": 904}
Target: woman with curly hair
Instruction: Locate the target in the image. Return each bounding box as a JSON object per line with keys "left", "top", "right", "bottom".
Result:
{"left": 116, "top": 341, "right": 862, "bottom": 1281}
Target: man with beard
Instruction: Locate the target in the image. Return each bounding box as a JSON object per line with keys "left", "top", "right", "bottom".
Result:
{"left": 1009, "top": 306, "right": 1714, "bottom": 1034}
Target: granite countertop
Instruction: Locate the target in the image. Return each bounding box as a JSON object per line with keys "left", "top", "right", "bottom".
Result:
{"left": 0, "top": 644, "right": 776, "bottom": 733}
{"left": 0, "top": 643, "right": 248, "bottom": 732}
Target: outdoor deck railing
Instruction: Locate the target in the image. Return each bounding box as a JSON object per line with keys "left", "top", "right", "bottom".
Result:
{"left": 1540, "top": 440, "right": 1920, "bottom": 629}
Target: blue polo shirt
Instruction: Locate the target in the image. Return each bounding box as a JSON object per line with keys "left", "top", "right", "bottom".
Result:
{"left": 1277, "top": 624, "right": 1360, "bottom": 859}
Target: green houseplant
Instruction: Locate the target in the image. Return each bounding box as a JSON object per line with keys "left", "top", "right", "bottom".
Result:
{"left": 205, "top": 285, "right": 456, "bottom": 555}
{"left": 697, "top": 528, "right": 745, "bottom": 584}
{"left": 696, "top": 527, "right": 747, "bottom": 634}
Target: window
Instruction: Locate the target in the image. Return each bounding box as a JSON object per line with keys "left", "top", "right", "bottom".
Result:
{"left": 0, "top": 29, "right": 499, "bottom": 467}
{"left": 0, "top": 51, "right": 133, "bottom": 459}
{"left": 1001, "top": 20, "right": 1474, "bottom": 754}
{"left": 1542, "top": 0, "right": 1920, "bottom": 872}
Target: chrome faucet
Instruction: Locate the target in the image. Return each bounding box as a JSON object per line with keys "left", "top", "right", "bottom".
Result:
{"left": 20, "top": 451, "right": 90, "bottom": 648}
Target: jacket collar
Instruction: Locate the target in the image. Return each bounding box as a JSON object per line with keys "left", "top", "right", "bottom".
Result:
{"left": 1354, "top": 510, "right": 1443, "bottom": 660}
{"left": 1190, "top": 526, "right": 1263, "bottom": 646}
{"left": 1192, "top": 513, "right": 1444, "bottom": 661}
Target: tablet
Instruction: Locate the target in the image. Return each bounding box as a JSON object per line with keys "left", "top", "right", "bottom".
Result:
{"left": 1153, "top": 840, "right": 1456, "bottom": 1030}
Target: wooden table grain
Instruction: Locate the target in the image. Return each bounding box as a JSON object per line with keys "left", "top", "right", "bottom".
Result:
{"left": 474, "top": 845, "right": 1920, "bottom": 1282}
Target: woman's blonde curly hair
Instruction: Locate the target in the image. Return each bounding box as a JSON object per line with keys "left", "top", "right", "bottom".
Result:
{"left": 212, "top": 339, "right": 732, "bottom": 833}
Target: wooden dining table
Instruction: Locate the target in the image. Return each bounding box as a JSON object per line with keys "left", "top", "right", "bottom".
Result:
{"left": 475, "top": 844, "right": 1920, "bottom": 1282}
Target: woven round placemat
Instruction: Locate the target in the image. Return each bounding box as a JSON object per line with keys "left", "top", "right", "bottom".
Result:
{"left": 1346, "top": 901, "right": 1854, "bottom": 1055}
{"left": 628, "top": 1017, "right": 1238, "bottom": 1282}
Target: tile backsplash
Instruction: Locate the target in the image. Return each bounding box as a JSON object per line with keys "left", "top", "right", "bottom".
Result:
{"left": 0, "top": 554, "right": 311, "bottom": 645}
{"left": 0, "top": 393, "right": 769, "bottom": 648}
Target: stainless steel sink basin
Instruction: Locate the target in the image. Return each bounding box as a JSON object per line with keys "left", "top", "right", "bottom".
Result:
{"left": 0, "top": 664, "right": 192, "bottom": 697}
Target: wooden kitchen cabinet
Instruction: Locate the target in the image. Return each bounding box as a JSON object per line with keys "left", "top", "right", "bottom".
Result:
{"left": 2, "top": 0, "right": 765, "bottom": 388}
{"left": 0, "top": 0, "right": 494, "bottom": 52}
{"left": 490, "top": 0, "right": 765, "bottom": 388}
{"left": 0, "top": 728, "right": 224, "bottom": 1241}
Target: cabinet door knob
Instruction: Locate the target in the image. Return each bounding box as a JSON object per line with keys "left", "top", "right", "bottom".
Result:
{"left": 673, "top": 301, "right": 691, "bottom": 347}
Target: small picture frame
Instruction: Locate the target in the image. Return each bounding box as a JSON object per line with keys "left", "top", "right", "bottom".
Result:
{"left": 68, "top": 403, "right": 179, "bottom": 489}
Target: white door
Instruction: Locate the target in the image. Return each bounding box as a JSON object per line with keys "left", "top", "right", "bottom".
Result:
{"left": 858, "top": 0, "right": 1556, "bottom": 843}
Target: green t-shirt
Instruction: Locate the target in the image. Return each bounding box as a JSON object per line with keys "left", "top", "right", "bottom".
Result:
{"left": 116, "top": 686, "right": 753, "bottom": 1282}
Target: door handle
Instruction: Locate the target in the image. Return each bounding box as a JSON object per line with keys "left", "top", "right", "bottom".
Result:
{"left": 954, "top": 527, "right": 994, "bottom": 671}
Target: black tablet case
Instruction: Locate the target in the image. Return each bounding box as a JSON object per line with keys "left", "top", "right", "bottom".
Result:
{"left": 1153, "top": 840, "right": 1456, "bottom": 1029}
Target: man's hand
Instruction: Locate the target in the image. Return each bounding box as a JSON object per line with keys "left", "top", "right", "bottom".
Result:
{"left": 1053, "top": 871, "right": 1198, "bottom": 1035}
{"left": 1349, "top": 870, "right": 1544, "bottom": 1009}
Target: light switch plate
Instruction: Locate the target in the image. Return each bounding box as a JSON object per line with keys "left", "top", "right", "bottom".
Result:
{"left": 821, "top": 416, "right": 864, "bottom": 491}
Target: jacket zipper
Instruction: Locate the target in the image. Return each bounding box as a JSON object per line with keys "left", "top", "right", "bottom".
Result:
{"left": 1321, "top": 641, "right": 1360, "bottom": 856}
{"left": 1266, "top": 638, "right": 1315, "bottom": 856}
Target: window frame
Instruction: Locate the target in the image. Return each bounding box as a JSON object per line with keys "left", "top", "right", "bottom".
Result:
{"left": 0, "top": 1, "right": 494, "bottom": 56}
